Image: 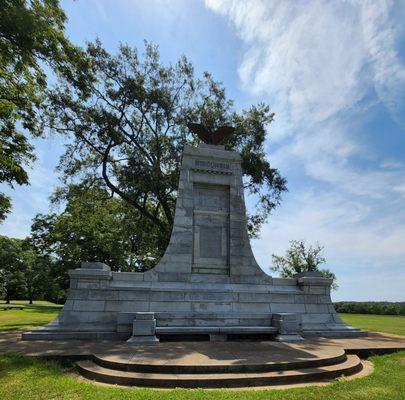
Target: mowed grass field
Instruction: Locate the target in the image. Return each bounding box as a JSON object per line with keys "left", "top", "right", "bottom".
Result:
{"left": 0, "top": 302, "right": 404, "bottom": 400}
{"left": 0, "top": 300, "right": 62, "bottom": 331}
{"left": 340, "top": 314, "right": 405, "bottom": 336}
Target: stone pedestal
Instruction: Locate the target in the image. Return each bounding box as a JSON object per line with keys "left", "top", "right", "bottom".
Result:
{"left": 272, "top": 313, "right": 304, "bottom": 342}
{"left": 127, "top": 312, "right": 159, "bottom": 344}
{"left": 22, "top": 144, "right": 367, "bottom": 341}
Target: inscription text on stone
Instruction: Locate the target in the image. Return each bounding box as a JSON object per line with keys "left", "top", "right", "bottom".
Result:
{"left": 194, "top": 159, "right": 230, "bottom": 171}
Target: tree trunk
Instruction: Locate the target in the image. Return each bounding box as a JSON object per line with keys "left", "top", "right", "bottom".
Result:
{"left": 28, "top": 288, "right": 33, "bottom": 304}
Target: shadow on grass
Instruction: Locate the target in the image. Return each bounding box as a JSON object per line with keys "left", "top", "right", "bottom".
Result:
{"left": 0, "top": 322, "right": 52, "bottom": 330}
{"left": 22, "top": 307, "right": 62, "bottom": 314}
{"left": 0, "top": 354, "right": 74, "bottom": 384}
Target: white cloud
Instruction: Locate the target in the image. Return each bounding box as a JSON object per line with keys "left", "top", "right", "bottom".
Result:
{"left": 208, "top": 0, "right": 372, "bottom": 125}
{"left": 206, "top": 0, "right": 405, "bottom": 300}
{"left": 360, "top": 0, "right": 405, "bottom": 129}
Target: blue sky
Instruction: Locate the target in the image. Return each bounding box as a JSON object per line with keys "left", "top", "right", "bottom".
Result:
{"left": 1, "top": 0, "right": 405, "bottom": 301}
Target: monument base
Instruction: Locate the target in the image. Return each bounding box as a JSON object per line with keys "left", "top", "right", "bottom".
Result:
{"left": 22, "top": 144, "right": 366, "bottom": 341}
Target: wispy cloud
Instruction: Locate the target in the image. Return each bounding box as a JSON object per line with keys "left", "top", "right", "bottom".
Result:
{"left": 206, "top": 0, "right": 405, "bottom": 300}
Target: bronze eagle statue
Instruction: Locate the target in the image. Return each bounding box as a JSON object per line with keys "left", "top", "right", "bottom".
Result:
{"left": 188, "top": 123, "right": 235, "bottom": 145}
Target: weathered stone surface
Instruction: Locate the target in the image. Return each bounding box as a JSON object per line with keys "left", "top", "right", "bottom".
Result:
{"left": 23, "top": 144, "right": 365, "bottom": 341}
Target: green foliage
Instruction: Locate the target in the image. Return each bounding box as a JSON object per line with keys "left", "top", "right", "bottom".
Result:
{"left": 0, "top": 131, "right": 34, "bottom": 221}
{"left": 336, "top": 302, "right": 405, "bottom": 316}
{"left": 0, "top": 0, "right": 87, "bottom": 221}
{"left": 30, "top": 186, "right": 164, "bottom": 296}
{"left": 19, "top": 245, "right": 51, "bottom": 304}
{"left": 0, "top": 235, "right": 55, "bottom": 303}
{"left": 0, "top": 193, "right": 11, "bottom": 223}
{"left": 43, "top": 40, "right": 286, "bottom": 251}
{"left": 0, "top": 236, "right": 26, "bottom": 303}
{"left": 271, "top": 240, "right": 338, "bottom": 289}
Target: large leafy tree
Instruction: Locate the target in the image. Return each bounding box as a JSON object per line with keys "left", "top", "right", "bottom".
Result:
{"left": 0, "top": 131, "right": 34, "bottom": 221}
{"left": 0, "top": 0, "right": 87, "bottom": 220}
{"left": 31, "top": 186, "right": 161, "bottom": 278}
{"left": 43, "top": 40, "right": 287, "bottom": 256}
{"left": 20, "top": 242, "right": 51, "bottom": 304}
{"left": 0, "top": 234, "right": 56, "bottom": 304}
{"left": 0, "top": 235, "right": 26, "bottom": 303}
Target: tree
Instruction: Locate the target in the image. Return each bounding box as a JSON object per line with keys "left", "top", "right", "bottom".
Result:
{"left": 271, "top": 240, "right": 338, "bottom": 289}
{"left": 42, "top": 40, "right": 287, "bottom": 256}
{"left": 0, "top": 131, "right": 34, "bottom": 222}
{"left": 20, "top": 242, "right": 51, "bottom": 304}
{"left": 0, "top": 0, "right": 88, "bottom": 221}
{"left": 0, "top": 235, "right": 26, "bottom": 303}
{"left": 31, "top": 186, "right": 161, "bottom": 285}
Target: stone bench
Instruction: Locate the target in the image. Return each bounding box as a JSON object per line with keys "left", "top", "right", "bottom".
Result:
{"left": 0, "top": 305, "right": 24, "bottom": 310}
{"left": 126, "top": 312, "right": 280, "bottom": 343}
{"left": 156, "top": 326, "right": 278, "bottom": 341}
{"left": 117, "top": 311, "right": 274, "bottom": 334}
{"left": 155, "top": 326, "right": 278, "bottom": 334}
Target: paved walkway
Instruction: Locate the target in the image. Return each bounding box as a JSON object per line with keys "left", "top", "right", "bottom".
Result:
{"left": 0, "top": 331, "right": 404, "bottom": 366}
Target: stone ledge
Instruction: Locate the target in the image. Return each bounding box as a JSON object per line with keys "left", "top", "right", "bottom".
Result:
{"left": 69, "top": 269, "right": 112, "bottom": 280}
{"left": 81, "top": 262, "right": 111, "bottom": 271}
{"left": 297, "top": 276, "right": 333, "bottom": 286}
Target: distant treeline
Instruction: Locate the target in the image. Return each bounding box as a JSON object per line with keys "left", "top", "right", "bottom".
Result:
{"left": 334, "top": 302, "right": 405, "bottom": 316}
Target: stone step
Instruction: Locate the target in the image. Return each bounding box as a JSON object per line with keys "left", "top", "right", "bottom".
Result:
{"left": 76, "top": 354, "right": 362, "bottom": 388}
{"left": 303, "top": 329, "right": 368, "bottom": 338}
{"left": 92, "top": 349, "right": 347, "bottom": 373}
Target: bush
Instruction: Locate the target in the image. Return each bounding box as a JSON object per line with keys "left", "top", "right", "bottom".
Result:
{"left": 334, "top": 301, "right": 405, "bottom": 315}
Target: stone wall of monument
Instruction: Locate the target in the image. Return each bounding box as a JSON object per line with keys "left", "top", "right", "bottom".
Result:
{"left": 22, "top": 144, "right": 366, "bottom": 341}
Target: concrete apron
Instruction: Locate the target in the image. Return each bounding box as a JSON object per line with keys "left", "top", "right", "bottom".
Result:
{"left": 4, "top": 331, "right": 405, "bottom": 389}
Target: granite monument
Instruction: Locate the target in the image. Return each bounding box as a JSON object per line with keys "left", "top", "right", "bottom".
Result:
{"left": 23, "top": 126, "right": 366, "bottom": 342}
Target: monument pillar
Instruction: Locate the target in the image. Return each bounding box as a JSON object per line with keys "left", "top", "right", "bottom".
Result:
{"left": 144, "top": 143, "right": 271, "bottom": 284}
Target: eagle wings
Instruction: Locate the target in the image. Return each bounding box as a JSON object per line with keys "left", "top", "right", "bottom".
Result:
{"left": 187, "top": 123, "right": 235, "bottom": 145}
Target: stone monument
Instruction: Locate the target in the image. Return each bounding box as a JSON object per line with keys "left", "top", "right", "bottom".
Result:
{"left": 23, "top": 125, "right": 366, "bottom": 342}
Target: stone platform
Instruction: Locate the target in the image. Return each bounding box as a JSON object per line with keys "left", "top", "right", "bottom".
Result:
{"left": 2, "top": 331, "right": 405, "bottom": 388}
{"left": 23, "top": 143, "right": 366, "bottom": 342}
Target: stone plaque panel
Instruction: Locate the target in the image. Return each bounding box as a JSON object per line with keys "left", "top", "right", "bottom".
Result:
{"left": 192, "top": 183, "right": 230, "bottom": 274}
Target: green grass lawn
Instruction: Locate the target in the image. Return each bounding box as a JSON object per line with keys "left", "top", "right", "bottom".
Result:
{"left": 0, "top": 300, "right": 62, "bottom": 332}
{"left": 0, "top": 350, "right": 404, "bottom": 400}
{"left": 0, "top": 303, "right": 404, "bottom": 399}
{"left": 339, "top": 313, "right": 405, "bottom": 336}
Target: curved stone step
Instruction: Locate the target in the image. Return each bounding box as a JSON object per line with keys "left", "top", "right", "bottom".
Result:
{"left": 76, "top": 355, "right": 362, "bottom": 388}
{"left": 303, "top": 330, "right": 368, "bottom": 338}
{"left": 92, "top": 348, "right": 346, "bottom": 373}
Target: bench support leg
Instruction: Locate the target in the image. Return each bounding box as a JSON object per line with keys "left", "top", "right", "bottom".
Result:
{"left": 126, "top": 312, "right": 159, "bottom": 344}
{"left": 209, "top": 334, "right": 227, "bottom": 342}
